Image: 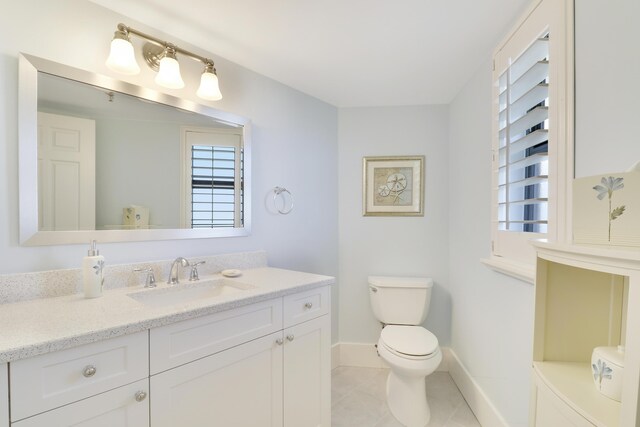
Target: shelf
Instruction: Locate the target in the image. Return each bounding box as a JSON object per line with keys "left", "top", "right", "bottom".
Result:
{"left": 532, "top": 239, "right": 640, "bottom": 272}
{"left": 533, "top": 361, "right": 620, "bottom": 427}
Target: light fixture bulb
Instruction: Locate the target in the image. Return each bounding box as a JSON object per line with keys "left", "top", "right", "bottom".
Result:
{"left": 154, "top": 47, "right": 185, "bottom": 89}
{"left": 196, "top": 65, "right": 222, "bottom": 101}
{"left": 105, "top": 30, "right": 140, "bottom": 75}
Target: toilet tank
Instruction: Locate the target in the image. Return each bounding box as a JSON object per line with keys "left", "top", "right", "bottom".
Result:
{"left": 368, "top": 276, "right": 433, "bottom": 325}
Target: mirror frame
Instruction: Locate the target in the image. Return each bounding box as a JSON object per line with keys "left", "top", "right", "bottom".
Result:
{"left": 18, "top": 53, "right": 252, "bottom": 245}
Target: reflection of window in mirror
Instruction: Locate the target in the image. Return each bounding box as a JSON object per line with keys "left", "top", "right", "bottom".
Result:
{"left": 180, "top": 127, "right": 243, "bottom": 229}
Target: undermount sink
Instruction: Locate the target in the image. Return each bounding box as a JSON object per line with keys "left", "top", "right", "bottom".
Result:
{"left": 128, "top": 278, "right": 255, "bottom": 308}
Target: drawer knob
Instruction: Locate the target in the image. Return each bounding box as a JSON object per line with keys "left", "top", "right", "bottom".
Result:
{"left": 276, "top": 338, "right": 284, "bottom": 345}
{"left": 82, "top": 365, "right": 97, "bottom": 378}
{"left": 286, "top": 334, "right": 295, "bottom": 342}
{"left": 304, "top": 302, "right": 313, "bottom": 309}
{"left": 135, "top": 391, "right": 147, "bottom": 402}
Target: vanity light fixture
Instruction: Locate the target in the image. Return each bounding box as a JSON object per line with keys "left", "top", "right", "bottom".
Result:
{"left": 105, "top": 23, "right": 222, "bottom": 100}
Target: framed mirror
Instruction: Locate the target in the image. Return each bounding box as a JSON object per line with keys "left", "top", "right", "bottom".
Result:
{"left": 19, "top": 53, "right": 251, "bottom": 245}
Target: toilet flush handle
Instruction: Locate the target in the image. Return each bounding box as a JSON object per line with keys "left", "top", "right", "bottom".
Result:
{"left": 370, "top": 286, "right": 377, "bottom": 293}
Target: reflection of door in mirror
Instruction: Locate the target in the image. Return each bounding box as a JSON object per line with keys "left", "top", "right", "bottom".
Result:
{"left": 181, "top": 128, "right": 243, "bottom": 229}
{"left": 37, "top": 112, "right": 96, "bottom": 231}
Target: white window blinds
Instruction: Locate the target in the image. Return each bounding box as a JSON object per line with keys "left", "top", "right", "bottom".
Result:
{"left": 181, "top": 129, "right": 243, "bottom": 229}
{"left": 497, "top": 35, "right": 549, "bottom": 234}
{"left": 190, "top": 145, "right": 242, "bottom": 228}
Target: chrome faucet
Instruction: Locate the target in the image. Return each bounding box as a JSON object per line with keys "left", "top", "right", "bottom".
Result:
{"left": 167, "top": 257, "right": 190, "bottom": 285}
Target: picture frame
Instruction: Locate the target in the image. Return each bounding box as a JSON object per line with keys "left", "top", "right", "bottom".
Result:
{"left": 362, "top": 155, "right": 424, "bottom": 216}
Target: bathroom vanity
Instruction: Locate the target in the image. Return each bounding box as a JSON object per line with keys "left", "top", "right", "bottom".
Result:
{"left": 0, "top": 266, "right": 332, "bottom": 426}
{"left": 530, "top": 241, "right": 640, "bottom": 426}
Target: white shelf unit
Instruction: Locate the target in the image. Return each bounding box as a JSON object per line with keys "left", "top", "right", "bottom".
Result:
{"left": 531, "top": 240, "right": 640, "bottom": 426}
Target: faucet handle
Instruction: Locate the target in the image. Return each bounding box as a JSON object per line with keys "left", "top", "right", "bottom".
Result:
{"left": 189, "top": 261, "right": 206, "bottom": 281}
{"left": 134, "top": 268, "right": 156, "bottom": 288}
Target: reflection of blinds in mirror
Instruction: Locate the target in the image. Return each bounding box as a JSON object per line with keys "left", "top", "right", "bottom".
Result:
{"left": 497, "top": 35, "right": 549, "bottom": 233}
{"left": 191, "top": 145, "right": 239, "bottom": 228}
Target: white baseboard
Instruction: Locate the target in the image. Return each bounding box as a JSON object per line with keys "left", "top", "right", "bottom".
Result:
{"left": 332, "top": 342, "right": 451, "bottom": 372}
{"left": 331, "top": 343, "right": 340, "bottom": 370}
{"left": 448, "top": 349, "right": 508, "bottom": 427}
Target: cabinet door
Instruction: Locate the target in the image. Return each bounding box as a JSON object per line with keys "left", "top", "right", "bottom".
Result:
{"left": 533, "top": 378, "right": 595, "bottom": 427}
{"left": 283, "top": 315, "right": 331, "bottom": 427}
{"left": 11, "top": 379, "right": 149, "bottom": 427}
{"left": 151, "top": 331, "right": 283, "bottom": 427}
{"left": 0, "top": 364, "right": 7, "bottom": 427}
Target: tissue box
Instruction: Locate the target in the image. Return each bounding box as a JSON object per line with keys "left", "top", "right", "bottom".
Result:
{"left": 123, "top": 205, "right": 149, "bottom": 229}
{"left": 591, "top": 346, "right": 624, "bottom": 402}
{"left": 573, "top": 171, "right": 640, "bottom": 246}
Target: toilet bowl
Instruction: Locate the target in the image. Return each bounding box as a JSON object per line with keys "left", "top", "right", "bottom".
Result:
{"left": 368, "top": 276, "right": 441, "bottom": 427}
{"left": 377, "top": 325, "right": 442, "bottom": 427}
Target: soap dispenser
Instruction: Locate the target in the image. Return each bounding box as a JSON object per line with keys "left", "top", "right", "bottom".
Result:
{"left": 83, "top": 240, "right": 105, "bottom": 298}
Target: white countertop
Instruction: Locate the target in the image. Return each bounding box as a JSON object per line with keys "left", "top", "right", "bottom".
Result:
{"left": 0, "top": 267, "right": 334, "bottom": 363}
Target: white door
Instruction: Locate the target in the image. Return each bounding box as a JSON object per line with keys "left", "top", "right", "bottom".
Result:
{"left": 38, "top": 112, "right": 95, "bottom": 231}
{"left": 151, "top": 331, "right": 284, "bottom": 427}
{"left": 283, "top": 315, "right": 331, "bottom": 427}
{"left": 11, "top": 379, "right": 149, "bottom": 427}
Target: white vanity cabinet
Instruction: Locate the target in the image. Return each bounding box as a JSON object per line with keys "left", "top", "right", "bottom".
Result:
{"left": 2, "top": 280, "right": 332, "bottom": 427}
{"left": 0, "top": 364, "right": 8, "bottom": 427}
{"left": 150, "top": 285, "right": 331, "bottom": 427}
{"left": 530, "top": 241, "right": 640, "bottom": 426}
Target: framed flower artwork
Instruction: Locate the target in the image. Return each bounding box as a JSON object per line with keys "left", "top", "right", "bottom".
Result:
{"left": 362, "top": 156, "right": 424, "bottom": 216}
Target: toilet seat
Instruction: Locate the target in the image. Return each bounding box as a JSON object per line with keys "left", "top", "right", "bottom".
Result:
{"left": 381, "top": 325, "right": 439, "bottom": 360}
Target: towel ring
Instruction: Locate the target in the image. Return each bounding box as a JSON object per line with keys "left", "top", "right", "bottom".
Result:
{"left": 273, "top": 186, "right": 294, "bottom": 215}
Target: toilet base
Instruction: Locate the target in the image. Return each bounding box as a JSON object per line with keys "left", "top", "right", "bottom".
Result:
{"left": 386, "top": 371, "right": 431, "bottom": 427}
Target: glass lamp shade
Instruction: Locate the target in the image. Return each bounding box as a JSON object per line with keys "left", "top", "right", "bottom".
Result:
{"left": 196, "top": 71, "right": 222, "bottom": 101}
{"left": 106, "top": 38, "right": 140, "bottom": 75}
{"left": 155, "top": 56, "right": 185, "bottom": 89}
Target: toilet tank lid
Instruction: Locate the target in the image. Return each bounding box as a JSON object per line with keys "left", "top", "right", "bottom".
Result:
{"left": 368, "top": 276, "right": 433, "bottom": 289}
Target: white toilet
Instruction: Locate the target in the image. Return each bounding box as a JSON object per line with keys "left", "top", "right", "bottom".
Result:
{"left": 369, "top": 276, "right": 442, "bottom": 427}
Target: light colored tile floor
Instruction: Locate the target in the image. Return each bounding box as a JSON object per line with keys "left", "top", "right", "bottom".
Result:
{"left": 332, "top": 367, "right": 481, "bottom": 427}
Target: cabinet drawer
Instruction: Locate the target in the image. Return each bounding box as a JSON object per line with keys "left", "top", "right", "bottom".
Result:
{"left": 12, "top": 378, "right": 149, "bottom": 427}
{"left": 10, "top": 331, "right": 148, "bottom": 422}
{"left": 283, "top": 286, "right": 330, "bottom": 328}
{"left": 150, "top": 297, "right": 283, "bottom": 374}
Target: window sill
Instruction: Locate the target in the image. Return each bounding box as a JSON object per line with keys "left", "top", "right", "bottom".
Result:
{"left": 481, "top": 257, "right": 535, "bottom": 284}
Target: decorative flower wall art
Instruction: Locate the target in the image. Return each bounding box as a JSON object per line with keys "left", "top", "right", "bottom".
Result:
{"left": 592, "top": 176, "right": 626, "bottom": 242}
{"left": 573, "top": 171, "right": 640, "bottom": 246}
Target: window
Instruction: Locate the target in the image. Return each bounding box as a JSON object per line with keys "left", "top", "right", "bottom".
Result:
{"left": 490, "top": 0, "right": 573, "bottom": 269}
{"left": 181, "top": 128, "right": 243, "bottom": 229}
